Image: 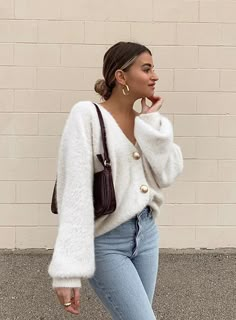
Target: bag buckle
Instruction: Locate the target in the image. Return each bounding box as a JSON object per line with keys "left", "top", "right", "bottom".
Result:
{"left": 104, "top": 160, "right": 111, "bottom": 167}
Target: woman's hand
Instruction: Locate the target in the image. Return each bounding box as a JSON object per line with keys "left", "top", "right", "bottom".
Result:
{"left": 54, "top": 287, "right": 80, "bottom": 315}
{"left": 141, "top": 95, "right": 164, "bottom": 114}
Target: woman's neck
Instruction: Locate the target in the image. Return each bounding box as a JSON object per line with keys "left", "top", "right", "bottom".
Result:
{"left": 100, "top": 90, "right": 137, "bottom": 117}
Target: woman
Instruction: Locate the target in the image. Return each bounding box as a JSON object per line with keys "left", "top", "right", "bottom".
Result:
{"left": 48, "top": 41, "right": 183, "bottom": 319}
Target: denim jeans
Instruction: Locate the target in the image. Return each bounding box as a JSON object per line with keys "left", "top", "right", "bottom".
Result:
{"left": 88, "top": 206, "right": 159, "bottom": 320}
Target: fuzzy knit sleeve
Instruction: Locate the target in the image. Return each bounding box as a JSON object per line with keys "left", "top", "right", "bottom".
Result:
{"left": 134, "top": 111, "right": 183, "bottom": 188}
{"left": 48, "top": 102, "right": 95, "bottom": 288}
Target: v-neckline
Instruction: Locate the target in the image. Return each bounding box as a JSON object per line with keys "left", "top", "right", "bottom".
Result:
{"left": 96, "top": 103, "right": 138, "bottom": 149}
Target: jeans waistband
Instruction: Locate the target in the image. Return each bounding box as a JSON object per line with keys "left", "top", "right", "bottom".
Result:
{"left": 136, "top": 205, "right": 152, "bottom": 219}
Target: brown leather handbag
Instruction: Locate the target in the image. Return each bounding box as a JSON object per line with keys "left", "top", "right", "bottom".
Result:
{"left": 51, "top": 103, "right": 116, "bottom": 220}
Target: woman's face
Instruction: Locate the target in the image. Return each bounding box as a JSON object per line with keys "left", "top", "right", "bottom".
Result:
{"left": 124, "top": 52, "right": 159, "bottom": 99}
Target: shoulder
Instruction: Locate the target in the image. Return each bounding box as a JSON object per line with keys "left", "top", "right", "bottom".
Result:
{"left": 61, "top": 101, "right": 98, "bottom": 136}
{"left": 70, "top": 100, "right": 96, "bottom": 119}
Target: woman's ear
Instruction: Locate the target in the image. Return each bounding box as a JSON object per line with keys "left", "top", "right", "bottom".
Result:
{"left": 114, "top": 69, "right": 127, "bottom": 86}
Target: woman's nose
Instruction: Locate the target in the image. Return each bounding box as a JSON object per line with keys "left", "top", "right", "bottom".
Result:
{"left": 152, "top": 73, "right": 159, "bottom": 81}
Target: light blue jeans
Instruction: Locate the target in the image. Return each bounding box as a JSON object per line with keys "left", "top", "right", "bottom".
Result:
{"left": 88, "top": 206, "right": 159, "bottom": 320}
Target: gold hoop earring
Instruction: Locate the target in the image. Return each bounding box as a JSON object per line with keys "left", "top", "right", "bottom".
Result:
{"left": 122, "top": 84, "right": 130, "bottom": 96}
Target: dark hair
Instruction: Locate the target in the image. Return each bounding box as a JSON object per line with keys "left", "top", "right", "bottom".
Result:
{"left": 94, "top": 41, "right": 152, "bottom": 100}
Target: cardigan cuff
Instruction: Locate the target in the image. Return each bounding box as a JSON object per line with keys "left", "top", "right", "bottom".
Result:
{"left": 52, "top": 277, "right": 82, "bottom": 288}
{"left": 137, "top": 111, "right": 162, "bottom": 129}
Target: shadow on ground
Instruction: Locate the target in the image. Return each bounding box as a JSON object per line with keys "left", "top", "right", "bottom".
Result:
{"left": 0, "top": 248, "right": 235, "bottom": 320}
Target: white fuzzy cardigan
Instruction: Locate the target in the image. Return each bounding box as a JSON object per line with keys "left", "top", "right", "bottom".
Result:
{"left": 48, "top": 100, "right": 183, "bottom": 288}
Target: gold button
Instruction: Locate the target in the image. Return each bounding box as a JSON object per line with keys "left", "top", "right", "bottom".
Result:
{"left": 140, "top": 185, "right": 148, "bottom": 193}
{"left": 133, "top": 151, "right": 140, "bottom": 160}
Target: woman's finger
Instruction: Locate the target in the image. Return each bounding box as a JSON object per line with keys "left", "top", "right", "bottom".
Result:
{"left": 64, "top": 304, "right": 80, "bottom": 315}
{"left": 141, "top": 96, "right": 163, "bottom": 114}
{"left": 54, "top": 287, "right": 70, "bottom": 305}
{"left": 54, "top": 287, "right": 80, "bottom": 315}
{"left": 141, "top": 98, "right": 150, "bottom": 113}
{"left": 147, "top": 95, "right": 161, "bottom": 104}
{"left": 73, "top": 288, "right": 80, "bottom": 307}
{"left": 148, "top": 97, "right": 164, "bottom": 112}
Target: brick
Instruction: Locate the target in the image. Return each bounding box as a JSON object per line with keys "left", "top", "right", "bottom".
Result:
{"left": 37, "top": 67, "right": 87, "bottom": 90}
{"left": 174, "top": 115, "right": 218, "bottom": 137}
{"left": 0, "top": 113, "right": 38, "bottom": 135}
{"left": 159, "top": 204, "right": 218, "bottom": 226}
{"left": 35, "top": 67, "right": 102, "bottom": 91}
{"left": 177, "top": 23, "right": 221, "bottom": 45}
{"left": 0, "top": 89, "right": 14, "bottom": 112}
{"left": 131, "top": 23, "right": 176, "bottom": 46}
{"left": 39, "top": 204, "right": 58, "bottom": 226}
{"left": 61, "top": 44, "right": 105, "bottom": 68}
{"left": 0, "top": 67, "right": 36, "bottom": 89}
{"left": 152, "top": 46, "right": 198, "bottom": 68}
{"left": 0, "top": 227, "right": 15, "bottom": 248}
{"left": 163, "top": 182, "right": 196, "bottom": 204}
{"left": 219, "top": 116, "right": 236, "bottom": 136}
{"left": 16, "top": 181, "right": 54, "bottom": 203}
{"left": 174, "top": 115, "right": 219, "bottom": 137}
{"left": 0, "top": 20, "right": 37, "bottom": 43}
{"left": 60, "top": 0, "right": 108, "bottom": 20}
{"left": 220, "top": 24, "right": 236, "bottom": 46}
{"left": 197, "top": 93, "right": 236, "bottom": 115}
{"left": 60, "top": 91, "right": 98, "bottom": 112}
{"left": 15, "top": 0, "right": 60, "bottom": 19}
{"left": 38, "top": 158, "right": 57, "bottom": 180}
{"left": 159, "top": 226, "right": 196, "bottom": 248}
{"left": 196, "top": 137, "right": 236, "bottom": 160}
{"left": 38, "top": 113, "right": 67, "bottom": 135}
{"left": 196, "top": 227, "right": 236, "bottom": 248}
{"left": 0, "top": 204, "right": 38, "bottom": 226}
{"left": 0, "top": 0, "right": 14, "bottom": 18}
{"left": 149, "top": 92, "right": 197, "bottom": 114}
{"left": 153, "top": 0, "right": 199, "bottom": 22}
{"left": 106, "top": 0, "right": 152, "bottom": 22}
{"left": 154, "top": 69, "right": 174, "bottom": 91}
{"left": 218, "top": 161, "right": 236, "bottom": 181}
{"left": 200, "top": 0, "right": 236, "bottom": 23}
{"left": 175, "top": 137, "right": 196, "bottom": 159}
{"left": 14, "top": 90, "right": 61, "bottom": 113}
{"left": 218, "top": 204, "right": 236, "bottom": 225}
{"left": 220, "top": 70, "right": 236, "bottom": 92}
{"left": 84, "top": 68, "right": 103, "bottom": 91}
{"left": 196, "top": 182, "right": 236, "bottom": 203}
{"left": 179, "top": 160, "right": 217, "bottom": 181}
{"left": 85, "top": 22, "right": 130, "bottom": 44}
{"left": 199, "top": 47, "right": 236, "bottom": 69}
{"left": 15, "top": 136, "right": 60, "bottom": 158}
{"left": 0, "top": 136, "right": 15, "bottom": 157}
{"left": 175, "top": 69, "right": 220, "bottom": 92}
{"left": 38, "top": 21, "right": 84, "bottom": 44}
{"left": 0, "top": 44, "right": 13, "bottom": 65}
{"left": 14, "top": 44, "right": 60, "bottom": 67}
{"left": 0, "top": 181, "right": 15, "bottom": 203}
{"left": 15, "top": 226, "right": 57, "bottom": 248}
{"left": 0, "top": 159, "right": 38, "bottom": 180}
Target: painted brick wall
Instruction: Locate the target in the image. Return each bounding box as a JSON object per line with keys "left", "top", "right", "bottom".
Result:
{"left": 0, "top": 0, "right": 236, "bottom": 249}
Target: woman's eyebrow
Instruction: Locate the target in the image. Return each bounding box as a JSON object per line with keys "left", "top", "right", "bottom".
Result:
{"left": 141, "top": 63, "right": 154, "bottom": 68}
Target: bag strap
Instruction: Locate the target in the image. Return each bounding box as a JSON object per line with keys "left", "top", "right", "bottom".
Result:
{"left": 93, "top": 103, "right": 111, "bottom": 167}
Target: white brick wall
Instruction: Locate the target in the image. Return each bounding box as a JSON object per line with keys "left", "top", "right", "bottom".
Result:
{"left": 0, "top": 0, "right": 236, "bottom": 249}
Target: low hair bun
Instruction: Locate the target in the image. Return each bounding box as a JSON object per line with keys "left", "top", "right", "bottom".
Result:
{"left": 94, "top": 79, "right": 112, "bottom": 100}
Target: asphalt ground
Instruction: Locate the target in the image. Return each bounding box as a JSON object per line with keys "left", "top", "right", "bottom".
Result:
{"left": 0, "top": 248, "right": 235, "bottom": 320}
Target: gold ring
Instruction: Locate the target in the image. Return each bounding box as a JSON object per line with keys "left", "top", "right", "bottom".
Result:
{"left": 63, "top": 302, "right": 72, "bottom": 307}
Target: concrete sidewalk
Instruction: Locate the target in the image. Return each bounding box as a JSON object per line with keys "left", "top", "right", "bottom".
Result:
{"left": 0, "top": 248, "right": 235, "bottom": 320}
